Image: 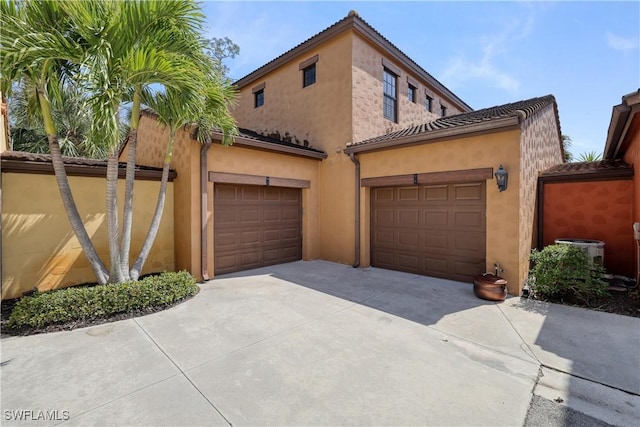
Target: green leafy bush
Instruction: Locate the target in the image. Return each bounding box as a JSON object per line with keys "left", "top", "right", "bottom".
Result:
{"left": 529, "top": 244, "right": 607, "bottom": 302}
{"left": 7, "top": 271, "right": 198, "bottom": 329}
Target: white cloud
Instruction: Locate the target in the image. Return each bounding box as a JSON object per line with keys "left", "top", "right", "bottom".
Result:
{"left": 440, "top": 3, "right": 539, "bottom": 93}
{"left": 606, "top": 33, "right": 639, "bottom": 51}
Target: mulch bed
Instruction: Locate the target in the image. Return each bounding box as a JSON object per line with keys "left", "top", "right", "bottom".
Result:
{"left": 531, "top": 287, "right": 640, "bottom": 318}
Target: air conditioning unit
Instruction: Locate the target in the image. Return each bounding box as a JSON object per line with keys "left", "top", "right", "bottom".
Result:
{"left": 554, "top": 238, "right": 605, "bottom": 267}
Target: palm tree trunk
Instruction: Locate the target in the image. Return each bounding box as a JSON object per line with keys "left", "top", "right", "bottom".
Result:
{"left": 130, "top": 130, "right": 174, "bottom": 280}
{"left": 106, "top": 152, "right": 125, "bottom": 283}
{"left": 119, "top": 89, "right": 141, "bottom": 280}
{"left": 38, "top": 89, "right": 109, "bottom": 284}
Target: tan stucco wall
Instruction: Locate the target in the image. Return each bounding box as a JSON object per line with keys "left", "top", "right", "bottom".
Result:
{"left": 233, "top": 32, "right": 353, "bottom": 155}
{"left": 356, "top": 130, "right": 523, "bottom": 294}
{"left": 2, "top": 173, "right": 174, "bottom": 299}
{"left": 0, "top": 102, "right": 8, "bottom": 152}
{"left": 133, "top": 115, "right": 197, "bottom": 275}
{"left": 518, "top": 104, "right": 563, "bottom": 287}
{"left": 351, "top": 35, "right": 464, "bottom": 144}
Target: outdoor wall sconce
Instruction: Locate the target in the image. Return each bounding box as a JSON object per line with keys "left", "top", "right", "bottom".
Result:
{"left": 495, "top": 164, "right": 508, "bottom": 192}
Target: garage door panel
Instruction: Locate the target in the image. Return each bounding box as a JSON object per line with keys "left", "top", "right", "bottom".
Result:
{"left": 214, "top": 184, "right": 302, "bottom": 275}
{"left": 241, "top": 186, "right": 260, "bottom": 200}
{"left": 398, "top": 231, "right": 420, "bottom": 247}
{"left": 424, "top": 233, "right": 448, "bottom": 251}
{"left": 398, "top": 209, "right": 420, "bottom": 226}
{"left": 453, "top": 183, "right": 484, "bottom": 201}
{"left": 374, "top": 209, "right": 395, "bottom": 225}
{"left": 240, "top": 209, "right": 260, "bottom": 224}
{"left": 372, "top": 181, "right": 485, "bottom": 282}
{"left": 373, "top": 187, "right": 395, "bottom": 202}
{"left": 425, "top": 210, "right": 448, "bottom": 227}
{"left": 424, "top": 185, "right": 448, "bottom": 201}
{"left": 398, "top": 187, "right": 419, "bottom": 201}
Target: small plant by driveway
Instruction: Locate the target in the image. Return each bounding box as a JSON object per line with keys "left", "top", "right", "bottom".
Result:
{"left": 529, "top": 244, "right": 608, "bottom": 304}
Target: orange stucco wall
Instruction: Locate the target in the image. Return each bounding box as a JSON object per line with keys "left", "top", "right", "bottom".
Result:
{"left": 542, "top": 180, "right": 634, "bottom": 276}
{"left": 358, "top": 130, "right": 524, "bottom": 294}
{"left": 1, "top": 172, "right": 175, "bottom": 299}
{"left": 623, "top": 121, "right": 639, "bottom": 223}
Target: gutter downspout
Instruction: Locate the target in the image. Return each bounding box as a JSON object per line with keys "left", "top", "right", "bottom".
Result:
{"left": 349, "top": 153, "right": 360, "bottom": 268}
{"left": 200, "top": 142, "right": 213, "bottom": 281}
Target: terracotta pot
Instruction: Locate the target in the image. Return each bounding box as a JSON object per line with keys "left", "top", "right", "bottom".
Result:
{"left": 473, "top": 274, "right": 507, "bottom": 301}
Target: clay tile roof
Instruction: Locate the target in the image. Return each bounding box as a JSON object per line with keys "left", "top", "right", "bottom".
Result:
{"left": 540, "top": 159, "right": 633, "bottom": 178}
{"left": 346, "top": 95, "right": 557, "bottom": 151}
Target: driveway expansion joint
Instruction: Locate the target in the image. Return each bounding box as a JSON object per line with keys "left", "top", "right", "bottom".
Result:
{"left": 540, "top": 363, "right": 640, "bottom": 397}
{"left": 132, "top": 318, "right": 234, "bottom": 426}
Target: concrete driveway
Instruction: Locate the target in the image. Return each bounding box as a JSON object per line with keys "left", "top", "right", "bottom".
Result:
{"left": 1, "top": 260, "right": 639, "bottom": 426}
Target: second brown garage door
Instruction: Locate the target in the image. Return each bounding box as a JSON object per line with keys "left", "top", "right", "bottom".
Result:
{"left": 371, "top": 182, "right": 486, "bottom": 282}
{"left": 214, "top": 184, "right": 302, "bottom": 275}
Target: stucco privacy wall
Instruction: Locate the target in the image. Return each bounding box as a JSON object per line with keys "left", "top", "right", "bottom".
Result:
{"left": 518, "top": 104, "right": 564, "bottom": 287}
{"left": 1, "top": 173, "right": 174, "bottom": 299}
{"left": 542, "top": 180, "right": 633, "bottom": 276}
{"left": 357, "top": 130, "right": 523, "bottom": 294}
{"left": 351, "top": 35, "right": 463, "bottom": 144}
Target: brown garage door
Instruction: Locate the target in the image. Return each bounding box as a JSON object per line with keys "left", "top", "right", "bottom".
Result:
{"left": 214, "top": 184, "right": 302, "bottom": 275}
{"left": 371, "top": 182, "right": 486, "bottom": 282}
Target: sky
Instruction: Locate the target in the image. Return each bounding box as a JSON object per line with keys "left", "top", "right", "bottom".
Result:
{"left": 201, "top": 1, "right": 639, "bottom": 158}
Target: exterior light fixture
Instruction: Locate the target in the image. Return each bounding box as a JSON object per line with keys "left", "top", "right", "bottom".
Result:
{"left": 495, "top": 164, "right": 508, "bottom": 192}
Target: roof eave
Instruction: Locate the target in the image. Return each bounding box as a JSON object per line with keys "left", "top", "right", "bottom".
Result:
{"left": 604, "top": 89, "right": 640, "bottom": 160}
{"left": 344, "top": 116, "right": 520, "bottom": 154}
{"left": 210, "top": 131, "right": 327, "bottom": 160}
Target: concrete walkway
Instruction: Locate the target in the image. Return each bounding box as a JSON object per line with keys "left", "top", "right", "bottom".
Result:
{"left": 1, "top": 260, "right": 638, "bottom": 426}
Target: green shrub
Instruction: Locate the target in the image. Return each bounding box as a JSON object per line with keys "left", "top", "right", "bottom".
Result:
{"left": 529, "top": 244, "right": 607, "bottom": 301}
{"left": 7, "top": 271, "right": 198, "bottom": 329}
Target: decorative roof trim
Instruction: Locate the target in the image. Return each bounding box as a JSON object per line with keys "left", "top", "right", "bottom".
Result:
{"left": 344, "top": 116, "right": 520, "bottom": 154}
{"left": 233, "top": 12, "right": 471, "bottom": 112}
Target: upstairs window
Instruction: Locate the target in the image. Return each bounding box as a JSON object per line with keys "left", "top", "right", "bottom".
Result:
{"left": 408, "top": 84, "right": 416, "bottom": 103}
{"left": 303, "top": 63, "right": 316, "bottom": 87}
{"left": 441, "top": 104, "right": 447, "bottom": 117}
{"left": 299, "top": 54, "right": 319, "bottom": 88}
{"left": 252, "top": 82, "right": 265, "bottom": 108}
{"left": 254, "top": 89, "right": 264, "bottom": 108}
{"left": 383, "top": 68, "right": 398, "bottom": 122}
{"left": 426, "top": 95, "right": 433, "bottom": 112}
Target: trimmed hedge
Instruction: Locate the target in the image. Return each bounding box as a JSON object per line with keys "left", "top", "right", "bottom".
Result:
{"left": 7, "top": 271, "right": 198, "bottom": 329}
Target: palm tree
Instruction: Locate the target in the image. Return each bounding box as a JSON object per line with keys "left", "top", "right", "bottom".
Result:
{"left": 8, "top": 77, "right": 108, "bottom": 158}
{"left": 576, "top": 151, "right": 603, "bottom": 162}
{"left": 561, "top": 134, "right": 573, "bottom": 163}
{"left": 1, "top": 0, "right": 110, "bottom": 284}
{"left": 1, "top": 0, "right": 237, "bottom": 284}
{"left": 130, "top": 80, "right": 236, "bottom": 280}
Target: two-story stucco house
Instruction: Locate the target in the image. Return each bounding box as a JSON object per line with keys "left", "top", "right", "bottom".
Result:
{"left": 134, "top": 11, "right": 563, "bottom": 295}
